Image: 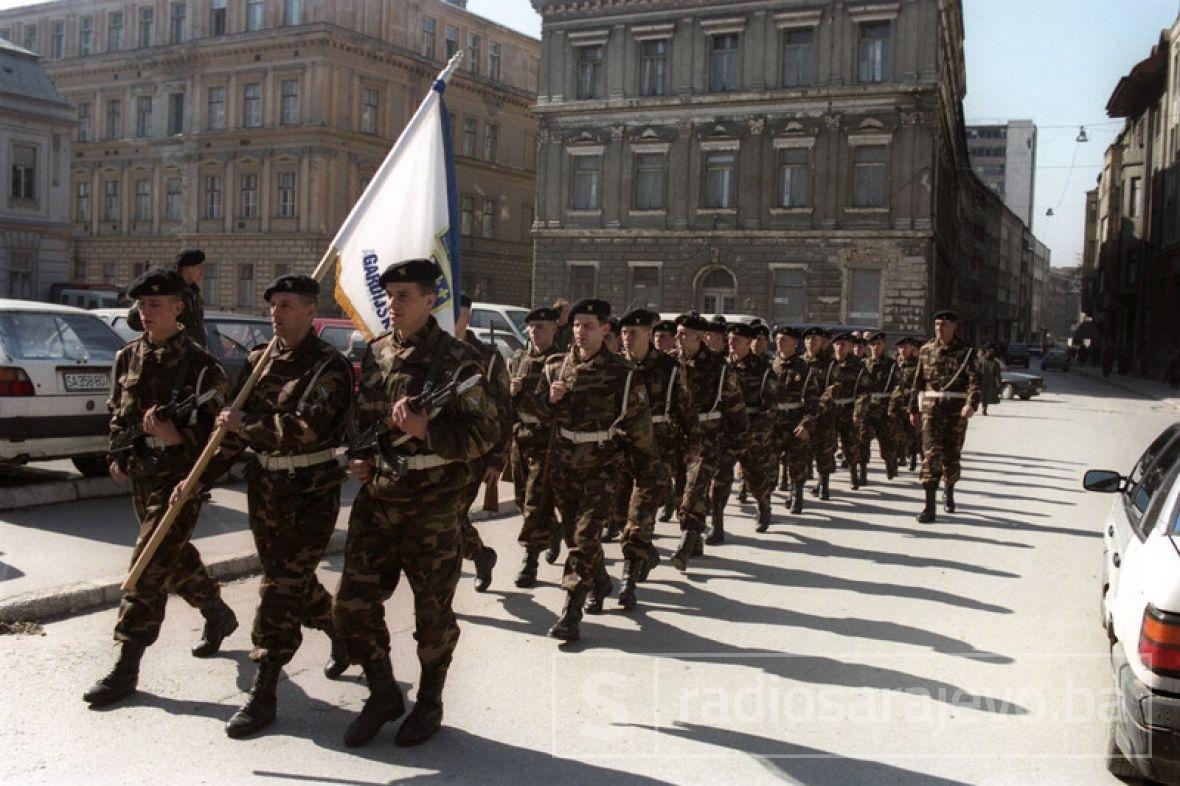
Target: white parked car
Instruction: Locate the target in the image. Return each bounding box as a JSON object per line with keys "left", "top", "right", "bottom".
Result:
{"left": 470, "top": 302, "right": 529, "bottom": 346}
{"left": 0, "top": 299, "right": 125, "bottom": 476}
{"left": 1086, "top": 422, "right": 1180, "bottom": 783}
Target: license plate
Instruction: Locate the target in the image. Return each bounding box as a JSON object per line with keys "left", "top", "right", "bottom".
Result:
{"left": 63, "top": 371, "right": 110, "bottom": 392}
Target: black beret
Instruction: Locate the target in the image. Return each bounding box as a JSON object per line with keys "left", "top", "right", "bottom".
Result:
{"left": 175, "top": 249, "right": 206, "bottom": 269}
{"left": 754, "top": 324, "right": 771, "bottom": 338}
{"left": 459, "top": 293, "right": 472, "bottom": 309}
{"left": 774, "top": 325, "right": 802, "bottom": 339}
{"left": 619, "top": 308, "right": 657, "bottom": 328}
{"left": 853, "top": 336, "right": 868, "bottom": 346}
{"left": 675, "top": 311, "right": 708, "bottom": 331}
{"left": 379, "top": 258, "right": 442, "bottom": 288}
{"left": 264, "top": 274, "right": 319, "bottom": 301}
{"left": 568, "top": 298, "right": 611, "bottom": 319}
{"left": 865, "top": 331, "right": 886, "bottom": 342}
{"left": 933, "top": 309, "right": 958, "bottom": 322}
{"left": 832, "top": 332, "right": 856, "bottom": 343}
{"left": 894, "top": 336, "right": 912, "bottom": 347}
{"left": 802, "top": 326, "right": 829, "bottom": 339}
{"left": 653, "top": 319, "right": 676, "bottom": 334}
{"left": 525, "top": 307, "right": 559, "bottom": 323}
{"left": 704, "top": 315, "right": 728, "bottom": 334}
{"left": 606, "top": 316, "right": 620, "bottom": 331}
{"left": 129, "top": 268, "right": 185, "bottom": 299}
{"left": 728, "top": 323, "right": 755, "bottom": 339}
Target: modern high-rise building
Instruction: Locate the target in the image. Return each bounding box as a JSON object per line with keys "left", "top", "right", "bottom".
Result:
{"left": 966, "top": 119, "right": 1037, "bottom": 228}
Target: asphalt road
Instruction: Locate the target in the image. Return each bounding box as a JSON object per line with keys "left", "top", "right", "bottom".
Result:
{"left": 2, "top": 368, "right": 1177, "bottom": 785}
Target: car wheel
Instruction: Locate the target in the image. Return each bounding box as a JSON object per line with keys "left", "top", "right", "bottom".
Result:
{"left": 1105, "top": 714, "right": 1141, "bottom": 780}
{"left": 1001, "top": 383, "right": 1016, "bottom": 400}
{"left": 1018, "top": 392, "right": 1032, "bottom": 400}
{"left": 71, "top": 455, "right": 109, "bottom": 478}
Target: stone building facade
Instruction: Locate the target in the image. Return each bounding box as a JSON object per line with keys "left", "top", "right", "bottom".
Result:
{"left": 0, "top": 0, "right": 540, "bottom": 311}
{"left": 529, "top": 0, "right": 980, "bottom": 335}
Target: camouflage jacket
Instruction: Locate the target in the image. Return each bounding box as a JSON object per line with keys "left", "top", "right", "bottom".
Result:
{"left": 462, "top": 329, "right": 512, "bottom": 471}
{"left": 771, "top": 352, "right": 821, "bottom": 431}
{"left": 909, "top": 336, "right": 982, "bottom": 412}
{"left": 889, "top": 355, "right": 920, "bottom": 416}
{"left": 675, "top": 345, "right": 748, "bottom": 445}
{"left": 108, "top": 329, "right": 229, "bottom": 478}
{"left": 353, "top": 317, "right": 499, "bottom": 500}
{"left": 821, "top": 355, "right": 868, "bottom": 418}
{"left": 624, "top": 346, "right": 696, "bottom": 450}
{"left": 201, "top": 331, "right": 354, "bottom": 489}
{"left": 507, "top": 343, "right": 560, "bottom": 449}
{"left": 860, "top": 354, "right": 899, "bottom": 417}
{"left": 126, "top": 283, "right": 206, "bottom": 347}
{"left": 728, "top": 351, "right": 778, "bottom": 435}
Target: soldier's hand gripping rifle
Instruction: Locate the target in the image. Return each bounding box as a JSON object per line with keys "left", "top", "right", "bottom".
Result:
{"left": 108, "top": 388, "right": 221, "bottom": 473}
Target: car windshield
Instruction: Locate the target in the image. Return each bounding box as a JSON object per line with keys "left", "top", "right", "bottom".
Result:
{"left": 107, "top": 316, "right": 140, "bottom": 343}
{"left": 0, "top": 312, "right": 123, "bottom": 363}
{"left": 319, "top": 325, "right": 355, "bottom": 353}
{"left": 505, "top": 309, "right": 528, "bottom": 334}
{"left": 1128, "top": 427, "right": 1180, "bottom": 515}
{"left": 205, "top": 319, "right": 273, "bottom": 365}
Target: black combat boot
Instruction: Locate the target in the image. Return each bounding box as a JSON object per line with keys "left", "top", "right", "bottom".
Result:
{"left": 670, "top": 531, "right": 699, "bottom": 573}
{"left": 192, "top": 596, "right": 238, "bottom": 658}
{"left": 909, "top": 452, "right": 917, "bottom": 471}
{"left": 395, "top": 670, "right": 447, "bottom": 747}
{"left": 705, "top": 496, "right": 726, "bottom": 545}
{"left": 917, "top": 481, "right": 938, "bottom": 524}
{"left": 583, "top": 565, "right": 613, "bottom": 615}
{"left": 858, "top": 463, "right": 870, "bottom": 487}
{"left": 603, "top": 522, "right": 621, "bottom": 543}
{"left": 321, "top": 621, "right": 350, "bottom": 680}
{"left": 343, "top": 657, "right": 406, "bottom": 748}
{"left": 755, "top": 501, "right": 771, "bottom": 533}
{"left": 83, "top": 641, "right": 146, "bottom": 707}
{"left": 791, "top": 484, "right": 805, "bottom": 514}
{"left": 779, "top": 472, "right": 790, "bottom": 492}
{"left": 819, "top": 473, "right": 831, "bottom": 501}
{"left": 658, "top": 504, "right": 675, "bottom": 523}
{"left": 549, "top": 586, "right": 589, "bottom": 642}
{"left": 944, "top": 482, "right": 957, "bottom": 514}
{"left": 810, "top": 479, "right": 822, "bottom": 497}
{"left": 737, "top": 483, "right": 749, "bottom": 505}
{"left": 886, "top": 457, "right": 898, "bottom": 480}
{"left": 473, "top": 546, "right": 497, "bottom": 593}
{"left": 514, "top": 548, "right": 541, "bottom": 588}
{"left": 850, "top": 462, "right": 861, "bottom": 490}
{"left": 545, "top": 528, "right": 562, "bottom": 564}
{"left": 617, "top": 559, "right": 641, "bottom": 611}
{"left": 226, "top": 660, "right": 281, "bottom": 738}
{"left": 639, "top": 551, "right": 660, "bottom": 582}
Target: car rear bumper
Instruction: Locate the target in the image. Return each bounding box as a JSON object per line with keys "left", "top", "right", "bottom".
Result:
{"left": 1113, "top": 644, "right": 1180, "bottom": 784}
{"left": 0, "top": 413, "right": 109, "bottom": 440}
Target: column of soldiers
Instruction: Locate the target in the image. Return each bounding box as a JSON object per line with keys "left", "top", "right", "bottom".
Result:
{"left": 85, "top": 254, "right": 980, "bottom": 746}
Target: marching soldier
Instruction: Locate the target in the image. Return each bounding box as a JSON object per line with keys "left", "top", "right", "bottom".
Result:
{"left": 83, "top": 268, "right": 233, "bottom": 708}
{"left": 127, "top": 249, "right": 209, "bottom": 347}
{"left": 704, "top": 315, "right": 728, "bottom": 354}
{"left": 750, "top": 321, "right": 772, "bottom": 360}
{"left": 890, "top": 336, "right": 924, "bottom": 471}
{"left": 653, "top": 319, "right": 678, "bottom": 355}
{"left": 857, "top": 331, "right": 901, "bottom": 485}
{"left": 510, "top": 307, "right": 565, "bottom": 586}
{"left": 909, "top": 311, "right": 980, "bottom": 523}
{"left": 771, "top": 326, "right": 821, "bottom": 515}
{"left": 539, "top": 299, "right": 660, "bottom": 642}
{"left": 824, "top": 333, "right": 867, "bottom": 491}
{"left": 454, "top": 294, "right": 509, "bottom": 593}
{"left": 652, "top": 319, "right": 684, "bottom": 522}
{"left": 603, "top": 316, "right": 622, "bottom": 354}
{"left": 333, "top": 258, "right": 499, "bottom": 748}
{"left": 673, "top": 312, "right": 747, "bottom": 571}
{"left": 801, "top": 327, "right": 837, "bottom": 500}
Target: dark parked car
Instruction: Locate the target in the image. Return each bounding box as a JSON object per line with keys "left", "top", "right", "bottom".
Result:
{"left": 1000, "top": 369, "right": 1045, "bottom": 400}
{"left": 1041, "top": 346, "right": 1072, "bottom": 371}
{"left": 1004, "top": 342, "right": 1031, "bottom": 368}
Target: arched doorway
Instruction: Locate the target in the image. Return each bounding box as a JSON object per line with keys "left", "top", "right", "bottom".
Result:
{"left": 698, "top": 267, "right": 736, "bottom": 314}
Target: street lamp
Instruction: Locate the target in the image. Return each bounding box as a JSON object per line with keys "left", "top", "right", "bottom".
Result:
{"left": 1076, "top": 126, "right": 1089, "bottom": 143}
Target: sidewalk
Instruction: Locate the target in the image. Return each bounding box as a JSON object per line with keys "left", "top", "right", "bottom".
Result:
{"left": 1072, "top": 363, "right": 1180, "bottom": 411}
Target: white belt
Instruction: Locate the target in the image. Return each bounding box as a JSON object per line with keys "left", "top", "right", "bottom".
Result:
{"left": 925, "top": 391, "right": 967, "bottom": 400}
{"left": 698, "top": 411, "right": 722, "bottom": 423}
{"left": 256, "top": 448, "right": 337, "bottom": 471}
{"left": 559, "top": 427, "right": 617, "bottom": 445}
{"left": 651, "top": 415, "right": 669, "bottom": 424}
{"left": 379, "top": 452, "right": 454, "bottom": 472}
{"left": 870, "top": 392, "right": 892, "bottom": 400}
{"left": 518, "top": 413, "right": 540, "bottom": 425}
{"left": 744, "top": 406, "right": 765, "bottom": 414}
{"left": 776, "top": 402, "right": 803, "bottom": 412}
{"left": 832, "top": 397, "right": 854, "bottom": 405}
{"left": 144, "top": 436, "right": 170, "bottom": 449}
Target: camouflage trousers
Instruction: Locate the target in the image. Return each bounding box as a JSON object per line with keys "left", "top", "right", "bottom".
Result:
{"left": 893, "top": 411, "right": 922, "bottom": 458}
{"left": 516, "top": 442, "right": 563, "bottom": 552}
{"left": 858, "top": 404, "right": 898, "bottom": 467}
{"left": 920, "top": 402, "right": 970, "bottom": 485}
{"left": 668, "top": 443, "right": 686, "bottom": 511}
{"left": 712, "top": 425, "right": 776, "bottom": 509}
{"left": 554, "top": 460, "right": 618, "bottom": 592}
{"left": 607, "top": 462, "right": 631, "bottom": 534}
{"left": 809, "top": 414, "right": 838, "bottom": 476}
{"left": 459, "top": 455, "right": 492, "bottom": 561}
{"left": 116, "top": 472, "right": 221, "bottom": 646}
{"left": 619, "top": 457, "right": 670, "bottom": 565}
{"left": 679, "top": 430, "right": 724, "bottom": 534}
{"left": 245, "top": 467, "right": 340, "bottom": 664}
{"left": 834, "top": 406, "right": 863, "bottom": 469}
{"left": 777, "top": 417, "right": 812, "bottom": 485}
{"left": 333, "top": 484, "right": 463, "bottom": 672}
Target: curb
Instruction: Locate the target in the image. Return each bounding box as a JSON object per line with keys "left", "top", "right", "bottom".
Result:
{"left": 1072, "top": 366, "right": 1180, "bottom": 410}
{"left": 0, "top": 476, "right": 126, "bottom": 512}
{"left": 0, "top": 500, "right": 519, "bottom": 624}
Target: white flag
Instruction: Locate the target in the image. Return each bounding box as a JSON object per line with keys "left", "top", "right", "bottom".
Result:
{"left": 326, "top": 55, "right": 464, "bottom": 338}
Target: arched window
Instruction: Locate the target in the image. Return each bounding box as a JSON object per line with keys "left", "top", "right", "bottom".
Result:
{"left": 698, "top": 268, "right": 736, "bottom": 314}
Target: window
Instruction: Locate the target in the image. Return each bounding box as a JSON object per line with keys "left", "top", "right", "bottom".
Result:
{"left": 444, "top": 25, "right": 459, "bottom": 59}
{"left": 282, "top": 0, "right": 300, "bottom": 26}
{"left": 108, "top": 11, "right": 124, "bottom": 51}
{"left": 848, "top": 269, "right": 881, "bottom": 324}
{"left": 243, "top": 83, "right": 261, "bottom": 127}
{"left": 133, "top": 179, "right": 151, "bottom": 221}
{"left": 857, "top": 22, "right": 890, "bottom": 83}
{"left": 79, "top": 17, "right": 93, "bottom": 54}
{"left": 569, "top": 264, "right": 596, "bottom": 301}
{"left": 771, "top": 268, "right": 805, "bottom": 323}
{"left": 105, "top": 99, "right": 122, "bottom": 141}
{"left": 240, "top": 173, "right": 258, "bottom": 218}
{"left": 709, "top": 34, "right": 739, "bottom": 92}
{"left": 489, "top": 41, "right": 501, "bottom": 81}
{"left": 481, "top": 197, "right": 495, "bottom": 238}
{"left": 165, "top": 176, "right": 182, "bottom": 219}
{"left": 277, "top": 171, "right": 296, "bottom": 217}
{"left": 853, "top": 146, "right": 888, "bottom": 207}
{"left": 76, "top": 181, "right": 91, "bottom": 221}
{"left": 280, "top": 79, "right": 299, "bottom": 125}
{"left": 135, "top": 95, "right": 152, "bottom": 137}
{"left": 1130, "top": 177, "right": 1142, "bottom": 218}
{"left": 360, "top": 88, "right": 378, "bottom": 134}
{"left": 169, "top": 2, "right": 186, "bottom": 44}
{"left": 10, "top": 144, "right": 36, "bottom": 202}
{"left": 50, "top": 20, "right": 64, "bottom": 58}
{"left": 6, "top": 251, "right": 32, "bottom": 299}
{"left": 572, "top": 154, "right": 601, "bottom": 210}
{"left": 103, "top": 180, "right": 119, "bottom": 222}
{"left": 247, "top": 0, "right": 264, "bottom": 31}
{"left": 168, "top": 93, "right": 184, "bottom": 134}
{"left": 778, "top": 148, "right": 809, "bottom": 207}
{"left": 630, "top": 265, "right": 661, "bottom": 309}
{"left": 22, "top": 23, "right": 36, "bottom": 52}
{"left": 207, "top": 86, "right": 226, "bottom": 130}
{"left": 484, "top": 123, "right": 498, "bottom": 162}
{"left": 782, "top": 28, "right": 813, "bottom": 87}
{"left": 634, "top": 152, "right": 666, "bottom": 210}
{"left": 203, "top": 261, "right": 218, "bottom": 304}
{"left": 421, "top": 17, "right": 436, "bottom": 60}
{"left": 640, "top": 39, "right": 669, "bottom": 97}
{"left": 700, "top": 268, "right": 736, "bottom": 313}
{"left": 77, "top": 103, "right": 92, "bottom": 142}
{"left": 204, "top": 174, "right": 222, "bottom": 219}
{"left": 704, "top": 151, "right": 736, "bottom": 209}
{"left": 462, "top": 118, "right": 477, "bottom": 157}
{"left": 211, "top": 0, "right": 227, "bottom": 36}
{"left": 237, "top": 263, "right": 254, "bottom": 307}
{"left": 468, "top": 33, "right": 481, "bottom": 75}
{"left": 137, "top": 7, "right": 153, "bottom": 47}
{"left": 576, "top": 45, "right": 603, "bottom": 100}
{"left": 460, "top": 195, "right": 474, "bottom": 235}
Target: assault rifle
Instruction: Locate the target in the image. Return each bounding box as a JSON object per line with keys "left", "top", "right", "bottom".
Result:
{"left": 108, "top": 388, "right": 221, "bottom": 473}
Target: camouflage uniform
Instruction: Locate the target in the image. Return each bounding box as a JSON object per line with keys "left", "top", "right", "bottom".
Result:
{"left": 770, "top": 352, "right": 822, "bottom": 488}
{"left": 822, "top": 354, "right": 867, "bottom": 486}
{"left": 508, "top": 343, "right": 563, "bottom": 554}
{"left": 333, "top": 316, "right": 499, "bottom": 676}
{"left": 457, "top": 329, "right": 512, "bottom": 560}
{"left": 801, "top": 351, "right": 838, "bottom": 476}
{"left": 857, "top": 353, "right": 901, "bottom": 477}
{"left": 200, "top": 332, "right": 354, "bottom": 665}
{"left": 109, "top": 329, "right": 230, "bottom": 645}
{"left": 909, "top": 337, "right": 981, "bottom": 486}
{"left": 711, "top": 351, "right": 778, "bottom": 523}
{"left": 891, "top": 353, "right": 923, "bottom": 466}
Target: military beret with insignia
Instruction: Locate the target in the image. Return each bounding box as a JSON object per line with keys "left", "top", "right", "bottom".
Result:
{"left": 704, "top": 315, "right": 728, "bottom": 334}
{"left": 619, "top": 308, "right": 657, "bottom": 328}
{"left": 865, "top": 330, "right": 886, "bottom": 342}
{"left": 263, "top": 274, "right": 319, "bottom": 302}
{"left": 774, "top": 325, "right": 802, "bottom": 339}
{"left": 379, "top": 258, "right": 442, "bottom": 288}
{"left": 129, "top": 268, "right": 186, "bottom": 299}
{"left": 754, "top": 323, "right": 771, "bottom": 338}
{"left": 933, "top": 309, "right": 958, "bottom": 322}
{"left": 728, "top": 322, "right": 755, "bottom": 339}
{"left": 568, "top": 298, "right": 611, "bottom": 320}
{"left": 525, "top": 307, "right": 559, "bottom": 323}
{"left": 802, "top": 326, "right": 829, "bottom": 339}
{"left": 832, "top": 331, "right": 856, "bottom": 343}
{"left": 675, "top": 311, "right": 708, "bottom": 331}
{"left": 606, "top": 316, "right": 620, "bottom": 332}
{"left": 652, "top": 319, "right": 676, "bottom": 334}
{"left": 853, "top": 335, "right": 868, "bottom": 346}
{"left": 174, "top": 248, "right": 206, "bottom": 269}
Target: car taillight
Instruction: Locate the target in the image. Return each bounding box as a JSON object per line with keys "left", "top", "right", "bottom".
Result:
{"left": 1139, "top": 605, "right": 1180, "bottom": 676}
{"left": 0, "top": 368, "right": 35, "bottom": 396}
